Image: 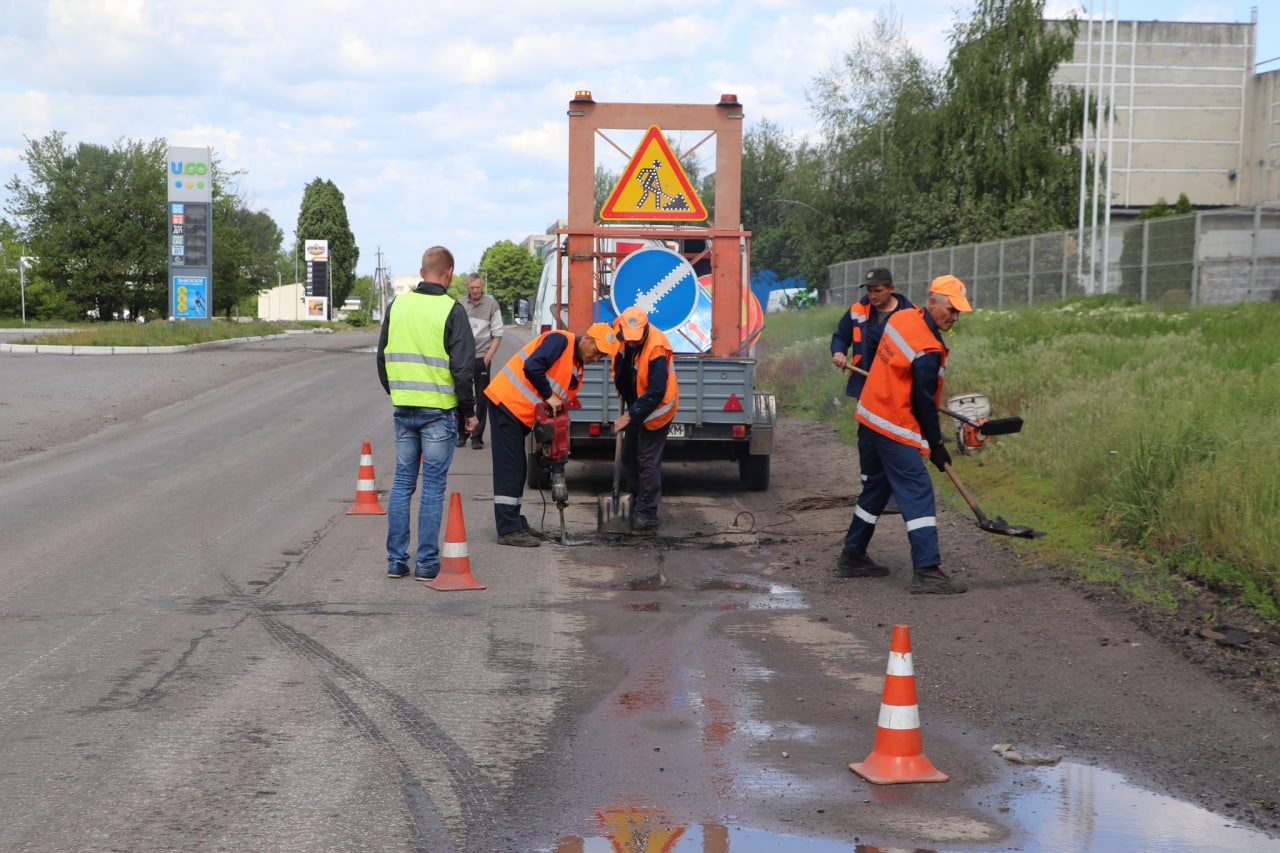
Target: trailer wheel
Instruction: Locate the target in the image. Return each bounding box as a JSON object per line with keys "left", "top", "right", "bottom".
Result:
{"left": 739, "top": 452, "right": 770, "bottom": 491}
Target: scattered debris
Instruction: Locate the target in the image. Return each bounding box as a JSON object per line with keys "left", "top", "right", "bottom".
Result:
{"left": 1196, "top": 625, "right": 1254, "bottom": 647}
{"left": 992, "top": 743, "right": 1062, "bottom": 766}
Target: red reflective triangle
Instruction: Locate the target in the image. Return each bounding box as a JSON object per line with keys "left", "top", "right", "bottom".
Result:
{"left": 723, "top": 393, "right": 743, "bottom": 413}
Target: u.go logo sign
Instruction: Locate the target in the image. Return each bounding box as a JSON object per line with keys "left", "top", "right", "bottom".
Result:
{"left": 170, "top": 161, "right": 209, "bottom": 176}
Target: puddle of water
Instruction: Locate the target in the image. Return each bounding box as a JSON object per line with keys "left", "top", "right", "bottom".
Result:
{"left": 991, "top": 760, "right": 1277, "bottom": 852}
{"left": 550, "top": 761, "right": 1276, "bottom": 852}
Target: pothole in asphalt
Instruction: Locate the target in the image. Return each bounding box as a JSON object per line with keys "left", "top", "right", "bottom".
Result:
{"left": 622, "top": 572, "right": 669, "bottom": 591}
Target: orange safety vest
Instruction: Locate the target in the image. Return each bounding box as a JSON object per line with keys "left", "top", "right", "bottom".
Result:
{"left": 855, "top": 308, "right": 947, "bottom": 453}
{"left": 484, "top": 330, "right": 580, "bottom": 427}
{"left": 618, "top": 327, "right": 680, "bottom": 430}
{"left": 847, "top": 301, "right": 870, "bottom": 370}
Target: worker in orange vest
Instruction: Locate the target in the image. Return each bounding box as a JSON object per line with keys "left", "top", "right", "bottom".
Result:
{"left": 611, "top": 307, "right": 680, "bottom": 531}
{"left": 484, "top": 323, "right": 619, "bottom": 546}
{"left": 840, "top": 275, "right": 973, "bottom": 594}
{"left": 831, "top": 267, "right": 914, "bottom": 516}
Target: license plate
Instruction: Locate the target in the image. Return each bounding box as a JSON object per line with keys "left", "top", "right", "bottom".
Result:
{"left": 668, "top": 423, "right": 685, "bottom": 438}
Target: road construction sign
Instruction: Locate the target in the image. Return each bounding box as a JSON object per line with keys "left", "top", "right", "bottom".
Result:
{"left": 600, "top": 126, "right": 708, "bottom": 221}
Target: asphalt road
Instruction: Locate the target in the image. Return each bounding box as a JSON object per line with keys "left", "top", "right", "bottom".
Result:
{"left": 3, "top": 326, "right": 1276, "bottom": 852}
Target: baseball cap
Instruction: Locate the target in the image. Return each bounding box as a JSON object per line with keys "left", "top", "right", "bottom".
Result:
{"left": 617, "top": 306, "right": 649, "bottom": 342}
{"left": 584, "top": 322, "right": 620, "bottom": 356}
{"left": 929, "top": 275, "right": 972, "bottom": 312}
{"left": 861, "top": 267, "right": 893, "bottom": 287}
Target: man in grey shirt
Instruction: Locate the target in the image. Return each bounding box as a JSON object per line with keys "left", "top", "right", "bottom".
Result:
{"left": 457, "top": 272, "right": 504, "bottom": 449}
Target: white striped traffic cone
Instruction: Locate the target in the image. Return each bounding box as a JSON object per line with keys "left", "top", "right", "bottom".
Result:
{"left": 346, "top": 441, "right": 386, "bottom": 515}
{"left": 849, "top": 624, "right": 948, "bottom": 784}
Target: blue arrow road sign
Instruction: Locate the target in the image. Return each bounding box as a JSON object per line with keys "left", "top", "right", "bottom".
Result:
{"left": 611, "top": 247, "right": 699, "bottom": 332}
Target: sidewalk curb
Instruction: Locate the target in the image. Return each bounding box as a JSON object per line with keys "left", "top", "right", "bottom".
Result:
{"left": 0, "top": 328, "right": 327, "bottom": 355}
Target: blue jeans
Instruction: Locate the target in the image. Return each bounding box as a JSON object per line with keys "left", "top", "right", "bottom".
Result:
{"left": 387, "top": 407, "right": 457, "bottom": 572}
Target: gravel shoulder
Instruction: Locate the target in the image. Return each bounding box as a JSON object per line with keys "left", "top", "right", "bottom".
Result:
{"left": 763, "top": 417, "right": 1280, "bottom": 836}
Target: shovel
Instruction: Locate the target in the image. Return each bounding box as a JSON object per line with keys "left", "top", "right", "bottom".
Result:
{"left": 597, "top": 423, "right": 634, "bottom": 534}
{"left": 942, "top": 462, "right": 1044, "bottom": 538}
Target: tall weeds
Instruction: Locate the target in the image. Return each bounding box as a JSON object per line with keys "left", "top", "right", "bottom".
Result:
{"left": 756, "top": 297, "right": 1280, "bottom": 615}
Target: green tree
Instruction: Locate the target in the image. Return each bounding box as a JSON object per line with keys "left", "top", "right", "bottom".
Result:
{"left": 802, "top": 8, "right": 943, "bottom": 275}
{"left": 740, "top": 120, "right": 797, "bottom": 277}
{"left": 478, "top": 240, "right": 541, "bottom": 316}
{"left": 212, "top": 197, "right": 284, "bottom": 319}
{"left": 5, "top": 132, "right": 169, "bottom": 320}
{"left": 935, "top": 0, "right": 1084, "bottom": 232}
{"left": 295, "top": 179, "right": 359, "bottom": 309}
{"left": 0, "top": 219, "right": 19, "bottom": 317}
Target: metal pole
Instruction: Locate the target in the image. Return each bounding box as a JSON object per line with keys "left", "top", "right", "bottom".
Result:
{"left": 1077, "top": 1, "right": 1094, "bottom": 286}
{"left": 20, "top": 257, "right": 29, "bottom": 326}
{"left": 1090, "top": 7, "right": 1107, "bottom": 291}
{"left": 1101, "top": 6, "right": 1119, "bottom": 292}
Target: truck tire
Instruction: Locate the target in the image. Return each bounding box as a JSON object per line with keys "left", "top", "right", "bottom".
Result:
{"left": 739, "top": 452, "right": 770, "bottom": 491}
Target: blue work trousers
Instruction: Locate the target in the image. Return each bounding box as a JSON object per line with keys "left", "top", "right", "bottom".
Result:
{"left": 844, "top": 429, "right": 941, "bottom": 570}
{"left": 489, "top": 404, "right": 532, "bottom": 536}
{"left": 621, "top": 423, "right": 668, "bottom": 520}
{"left": 386, "top": 407, "right": 457, "bottom": 572}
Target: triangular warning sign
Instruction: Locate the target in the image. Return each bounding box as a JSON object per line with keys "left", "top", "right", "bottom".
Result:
{"left": 600, "top": 126, "right": 708, "bottom": 222}
{"left": 596, "top": 808, "right": 686, "bottom": 853}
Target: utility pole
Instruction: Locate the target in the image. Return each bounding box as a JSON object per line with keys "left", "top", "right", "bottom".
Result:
{"left": 373, "top": 247, "right": 386, "bottom": 321}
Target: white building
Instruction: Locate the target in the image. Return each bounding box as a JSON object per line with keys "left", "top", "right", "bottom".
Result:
{"left": 1052, "top": 15, "right": 1280, "bottom": 210}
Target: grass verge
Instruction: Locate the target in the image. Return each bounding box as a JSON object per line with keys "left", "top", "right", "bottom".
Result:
{"left": 756, "top": 297, "right": 1280, "bottom": 620}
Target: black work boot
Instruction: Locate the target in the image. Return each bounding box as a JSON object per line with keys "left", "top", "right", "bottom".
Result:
{"left": 836, "top": 548, "right": 891, "bottom": 578}
{"left": 910, "top": 566, "right": 967, "bottom": 594}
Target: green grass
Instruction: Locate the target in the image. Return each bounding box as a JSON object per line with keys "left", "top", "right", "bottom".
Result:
{"left": 755, "top": 297, "right": 1280, "bottom": 618}
{"left": 9, "top": 319, "right": 356, "bottom": 347}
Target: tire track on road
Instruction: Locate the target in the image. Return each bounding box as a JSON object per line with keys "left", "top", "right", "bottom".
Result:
{"left": 260, "top": 614, "right": 502, "bottom": 851}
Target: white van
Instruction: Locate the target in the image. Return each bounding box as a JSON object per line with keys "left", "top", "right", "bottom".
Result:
{"left": 531, "top": 234, "right": 674, "bottom": 333}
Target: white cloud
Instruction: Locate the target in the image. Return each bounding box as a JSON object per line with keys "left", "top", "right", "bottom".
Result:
{"left": 1, "top": 0, "right": 1274, "bottom": 273}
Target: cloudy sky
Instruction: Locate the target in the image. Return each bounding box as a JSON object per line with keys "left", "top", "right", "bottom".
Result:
{"left": 0, "top": 1, "right": 1274, "bottom": 281}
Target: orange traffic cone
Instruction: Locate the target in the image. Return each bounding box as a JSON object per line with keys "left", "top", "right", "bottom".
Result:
{"left": 346, "top": 441, "right": 387, "bottom": 515}
{"left": 849, "top": 624, "right": 948, "bottom": 784}
{"left": 428, "top": 492, "right": 486, "bottom": 591}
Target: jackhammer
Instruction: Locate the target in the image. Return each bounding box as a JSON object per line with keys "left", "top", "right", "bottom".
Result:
{"left": 530, "top": 401, "right": 571, "bottom": 540}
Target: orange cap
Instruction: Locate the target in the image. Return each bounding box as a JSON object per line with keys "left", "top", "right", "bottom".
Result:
{"left": 617, "top": 306, "right": 649, "bottom": 342}
{"left": 929, "top": 275, "right": 972, "bottom": 312}
{"left": 584, "top": 322, "right": 620, "bottom": 356}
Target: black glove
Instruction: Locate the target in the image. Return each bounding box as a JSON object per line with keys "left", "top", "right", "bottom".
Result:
{"left": 928, "top": 441, "right": 952, "bottom": 472}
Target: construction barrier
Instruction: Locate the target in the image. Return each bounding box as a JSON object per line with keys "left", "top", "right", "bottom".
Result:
{"left": 428, "top": 492, "right": 486, "bottom": 591}
{"left": 849, "top": 624, "right": 948, "bottom": 784}
{"left": 346, "top": 441, "right": 387, "bottom": 515}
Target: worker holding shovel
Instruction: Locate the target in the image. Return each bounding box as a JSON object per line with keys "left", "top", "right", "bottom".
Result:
{"left": 610, "top": 307, "right": 679, "bottom": 532}
{"left": 831, "top": 267, "right": 914, "bottom": 520}
{"left": 839, "top": 275, "right": 973, "bottom": 594}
